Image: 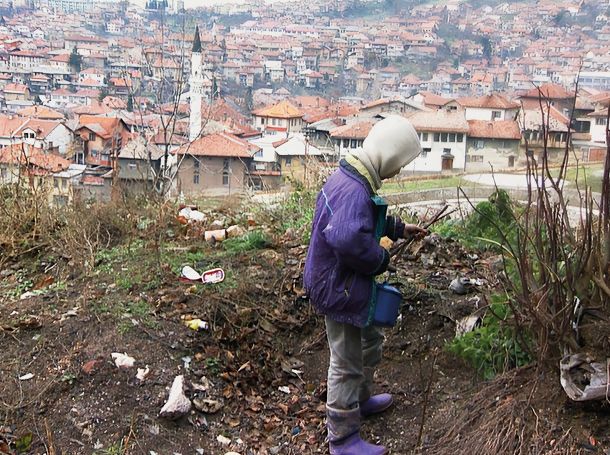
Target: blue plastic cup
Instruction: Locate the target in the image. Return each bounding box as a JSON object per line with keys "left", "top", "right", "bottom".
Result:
{"left": 374, "top": 282, "right": 403, "bottom": 327}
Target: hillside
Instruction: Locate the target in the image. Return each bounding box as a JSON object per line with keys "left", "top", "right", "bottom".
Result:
{"left": 1, "top": 190, "right": 608, "bottom": 454}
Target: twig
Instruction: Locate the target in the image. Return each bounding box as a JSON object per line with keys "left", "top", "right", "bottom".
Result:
{"left": 416, "top": 352, "right": 438, "bottom": 449}
{"left": 44, "top": 419, "right": 56, "bottom": 455}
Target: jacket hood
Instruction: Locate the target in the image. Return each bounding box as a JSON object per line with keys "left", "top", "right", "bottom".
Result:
{"left": 356, "top": 115, "right": 421, "bottom": 184}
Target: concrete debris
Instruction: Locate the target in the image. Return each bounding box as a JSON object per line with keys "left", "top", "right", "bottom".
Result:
{"left": 159, "top": 375, "right": 192, "bottom": 419}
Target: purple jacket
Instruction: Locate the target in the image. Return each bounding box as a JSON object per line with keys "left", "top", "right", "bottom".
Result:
{"left": 303, "top": 160, "right": 404, "bottom": 327}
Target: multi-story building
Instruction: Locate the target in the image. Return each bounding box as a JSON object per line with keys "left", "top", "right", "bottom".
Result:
{"left": 46, "top": 0, "right": 122, "bottom": 13}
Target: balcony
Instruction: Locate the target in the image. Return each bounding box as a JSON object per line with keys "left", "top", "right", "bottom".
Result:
{"left": 248, "top": 161, "right": 281, "bottom": 176}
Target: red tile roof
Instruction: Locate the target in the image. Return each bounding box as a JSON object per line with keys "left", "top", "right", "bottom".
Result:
{"left": 252, "top": 100, "right": 303, "bottom": 119}
{"left": 0, "top": 144, "right": 69, "bottom": 172}
{"left": 174, "top": 132, "right": 259, "bottom": 158}
{"left": 329, "top": 121, "right": 375, "bottom": 139}
{"left": 17, "top": 106, "right": 64, "bottom": 120}
{"left": 467, "top": 120, "right": 521, "bottom": 140}
{"left": 522, "top": 83, "right": 573, "bottom": 100}
{"left": 458, "top": 94, "right": 519, "bottom": 110}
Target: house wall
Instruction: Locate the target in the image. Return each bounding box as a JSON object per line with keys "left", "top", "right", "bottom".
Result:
{"left": 332, "top": 137, "right": 364, "bottom": 158}
{"left": 178, "top": 155, "right": 250, "bottom": 196}
{"left": 464, "top": 107, "right": 518, "bottom": 121}
{"left": 0, "top": 163, "right": 20, "bottom": 184}
{"left": 590, "top": 117, "right": 608, "bottom": 144}
{"left": 117, "top": 158, "right": 159, "bottom": 182}
{"left": 46, "top": 125, "right": 73, "bottom": 156}
{"left": 405, "top": 130, "right": 467, "bottom": 172}
{"left": 49, "top": 175, "right": 74, "bottom": 206}
{"left": 465, "top": 138, "right": 520, "bottom": 171}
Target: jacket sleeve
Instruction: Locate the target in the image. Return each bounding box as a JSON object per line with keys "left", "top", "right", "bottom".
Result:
{"left": 384, "top": 215, "right": 405, "bottom": 241}
{"left": 322, "top": 194, "right": 390, "bottom": 276}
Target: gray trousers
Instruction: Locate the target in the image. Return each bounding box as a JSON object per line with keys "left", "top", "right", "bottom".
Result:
{"left": 325, "top": 316, "right": 384, "bottom": 410}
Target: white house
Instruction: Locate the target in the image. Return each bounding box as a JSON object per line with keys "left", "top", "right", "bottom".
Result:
{"left": 457, "top": 94, "right": 520, "bottom": 121}
{"left": 405, "top": 109, "right": 469, "bottom": 173}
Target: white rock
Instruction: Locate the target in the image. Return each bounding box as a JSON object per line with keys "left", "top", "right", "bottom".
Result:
{"left": 210, "top": 220, "right": 224, "bottom": 230}
{"left": 19, "top": 373, "right": 34, "bottom": 380}
{"left": 217, "top": 435, "right": 231, "bottom": 446}
{"left": 111, "top": 352, "right": 135, "bottom": 368}
{"left": 159, "top": 375, "right": 191, "bottom": 419}
{"left": 226, "top": 225, "right": 246, "bottom": 238}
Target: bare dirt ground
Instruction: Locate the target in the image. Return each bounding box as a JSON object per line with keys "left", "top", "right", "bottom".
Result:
{"left": 1, "top": 218, "right": 609, "bottom": 455}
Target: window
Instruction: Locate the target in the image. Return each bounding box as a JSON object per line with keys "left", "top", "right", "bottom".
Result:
{"left": 441, "top": 133, "right": 448, "bottom": 142}
{"left": 223, "top": 159, "right": 230, "bottom": 171}
{"left": 492, "top": 110, "right": 502, "bottom": 120}
{"left": 420, "top": 132, "right": 429, "bottom": 142}
{"left": 193, "top": 173, "right": 200, "bottom": 184}
{"left": 596, "top": 118, "right": 607, "bottom": 126}
{"left": 0, "top": 166, "right": 6, "bottom": 179}
{"left": 193, "top": 159, "right": 200, "bottom": 169}
{"left": 261, "top": 118, "right": 266, "bottom": 125}
{"left": 62, "top": 179, "right": 67, "bottom": 188}
{"left": 128, "top": 162, "right": 137, "bottom": 169}
{"left": 91, "top": 150, "right": 98, "bottom": 157}
{"left": 457, "top": 133, "right": 464, "bottom": 142}
{"left": 285, "top": 156, "right": 292, "bottom": 167}
{"left": 350, "top": 139, "right": 358, "bottom": 148}
{"left": 101, "top": 153, "right": 110, "bottom": 162}
{"left": 467, "top": 155, "right": 483, "bottom": 163}
{"left": 89, "top": 132, "right": 96, "bottom": 141}
{"left": 254, "top": 150, "right": 263, "bottom": 159}
{"left": 272, "top": 118, "right": 277, "bottom": 126}
{"left": 222, "top": 172, "right": 229, "bottom": 185}
{"left": 343, "top": 139, "right": 349, "bottom": 148}
{"left": 433, "top": 133, "right": 440, "bottom": 142}
{"left": 475, "top": 140, "right": 485, "bottom": 149}
{"left": 421, "top": 147, "right": 431, "bottom": 158}
{"left": 448, "top": 133, "right": 456, "bottom": 142}
{"left": 53, "top": 178, "right": 59, "bottom": 188}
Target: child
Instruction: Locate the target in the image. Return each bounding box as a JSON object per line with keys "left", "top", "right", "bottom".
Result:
{"left": 304, "top": 115, "right": 426, "bottom": 455}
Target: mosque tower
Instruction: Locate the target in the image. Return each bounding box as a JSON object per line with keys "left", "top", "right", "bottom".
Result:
{"left": 189, "top": 25, "right": 203, "bottom": 142}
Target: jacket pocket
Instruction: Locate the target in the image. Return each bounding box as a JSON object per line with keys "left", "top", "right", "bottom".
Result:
{"left": 334, "top": 268, "right": 355, "bottom": 297}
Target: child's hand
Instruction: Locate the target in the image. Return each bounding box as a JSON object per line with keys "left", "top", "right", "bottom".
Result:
{"left": 403, "top": 224, "right": 428, "bottom": 241}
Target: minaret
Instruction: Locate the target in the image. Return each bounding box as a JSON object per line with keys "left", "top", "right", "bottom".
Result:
{"left": 189, "top": 26, "right": 203, "bottom": 142}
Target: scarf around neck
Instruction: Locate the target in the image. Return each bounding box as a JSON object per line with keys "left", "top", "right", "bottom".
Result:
{"left": 346, "top": 152, "right": 381, "bottom": 192}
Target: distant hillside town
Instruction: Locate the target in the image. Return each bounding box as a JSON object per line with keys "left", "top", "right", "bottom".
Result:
{"left": 0, "top": 0, "right": 607, "bottom": 203}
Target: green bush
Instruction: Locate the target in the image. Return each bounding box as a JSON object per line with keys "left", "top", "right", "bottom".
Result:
{"left": 433, "top": 189, "right": 517, "bottom": 251}
{"left": 447, "top": 295, "right": 532, "bottom": 380}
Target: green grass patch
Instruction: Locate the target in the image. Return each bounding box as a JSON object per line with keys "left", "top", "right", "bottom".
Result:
{"left": 223, "top": 230, "right": 270, "bottom": 254}
{"left": 558, "top": 163, "right": 604, "bottom": 193}
{"left": 380, "top": 175, "right": 474, "bottom": 194}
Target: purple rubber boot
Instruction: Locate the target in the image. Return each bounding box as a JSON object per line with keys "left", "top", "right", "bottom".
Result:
{"left": 360, "top": 393, "right": 393, "bottom": 418}
{"left": 327, "top": 407, "right": 388, "bottom": 455}
{"left": 329, "top": 433, "right": 388, "bottom": 455}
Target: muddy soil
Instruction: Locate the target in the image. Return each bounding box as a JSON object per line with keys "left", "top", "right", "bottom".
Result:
{"left": 1, "top": 233, "right": 608, "bottom": 455}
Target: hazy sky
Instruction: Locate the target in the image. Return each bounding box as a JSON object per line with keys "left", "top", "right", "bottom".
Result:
{"left": 182, "top": 0, "right": 291, "bottom": 6}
